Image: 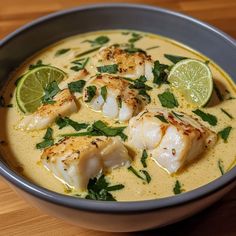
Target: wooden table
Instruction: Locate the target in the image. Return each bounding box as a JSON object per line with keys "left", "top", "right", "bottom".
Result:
{"left": 0, "top": 0, "right": 236, "bottom": 235}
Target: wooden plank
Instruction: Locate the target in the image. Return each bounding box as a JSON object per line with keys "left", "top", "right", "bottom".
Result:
{"left": 0, "top": 1, "right": 235, "bottom": 235}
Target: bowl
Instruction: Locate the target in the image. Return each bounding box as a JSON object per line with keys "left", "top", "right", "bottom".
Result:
{"left": 0, "top": 3, "right": 236, "bottom": 232}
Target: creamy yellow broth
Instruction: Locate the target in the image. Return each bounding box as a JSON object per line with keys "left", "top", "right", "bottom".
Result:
{"left": 0, "top": 30, "right": 236, "bottom": 201}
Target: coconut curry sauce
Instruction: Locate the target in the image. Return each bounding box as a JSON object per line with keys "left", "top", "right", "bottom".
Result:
{"left": 0, "top": 30, "right": 235, "bottom": 201}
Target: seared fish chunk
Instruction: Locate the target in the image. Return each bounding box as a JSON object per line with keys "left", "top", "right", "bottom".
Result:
{"left": 83, "top": 74, "right": 147, "bottom": 121}
{"left": 41, "top": 136, "right": 131, "bottom": 190}
{"left": 18, "top": 89, "right": 78, "bottom": 131}
{"left": 92, "top": 46, "right": 154, "bottom": 80}
{"left": 128, "top": 108, "right": 217, "bottom": 173}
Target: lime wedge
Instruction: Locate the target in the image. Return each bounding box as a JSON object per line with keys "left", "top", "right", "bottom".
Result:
{"left": 16, "top": 66, "right": 66, "bottom": 113}
{"left": 167, "top": 59, "right": 213, "bottom": 107}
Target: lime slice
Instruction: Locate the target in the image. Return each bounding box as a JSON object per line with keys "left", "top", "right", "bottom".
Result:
{"left": 16, "top": 66, "right": 66, "bottom": 113}
{"left": 167, "top": 59, "right": 213, "bottom": 107}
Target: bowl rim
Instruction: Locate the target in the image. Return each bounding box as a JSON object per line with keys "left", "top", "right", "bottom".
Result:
{"left": 0, "top": 3, "right": 236, "bottom": 213}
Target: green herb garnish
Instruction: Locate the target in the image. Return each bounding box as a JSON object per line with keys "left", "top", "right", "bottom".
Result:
{"left": 84, "top": 86, "right": 97, "bottom": 102}
{"left": 218, "top": 159, "right": 225, "bottom": 175}
{"left": 62, "top": 120, "right": 127, "bottom": 141}
{"left": 158, "top": 91, "right": 179, "bottom": 108}
{"left": 146, "top": 46, "right": 159, "bottom": 50}
{"left": 29, "top": 60, "right": 47, "bottom": 70}
{"left": 128, "top": 166, "right": 151, "bottom": 183}
{"left": 129, "top": 75, "right": 152, "bottom": 91}
{"left": 173, "top": 180, "right": 183, "bottom": 195}
{"left": 141, "top": 150, "right": 148, "bottom": 168}
{"left": 192, "top": 109, "right": 217, "bottom": 126}
{"left": 164, "top": 54, "right": 188, "bottom": 64}
{"left": 83, "top": 36, "right": 110, "bottom": 47}
{"left": 70, "top": 57, "right": 89, "bottom": 71}
{"left": 41, "top": 81, "right": 61, "bottom": 104}
{"left": 97, "top": 64, "right": 118, "bottom": 74}
{"left": 152, "top": 60, "right": 169, "bottom": 85}
{"left": 155, "top": 114, "right": 168, "bottom": 123}
{"left": 36, "top": 127, "right": 54, "bottom": 149}
{"left": 218, "top": 126, "right": 232, "bottom": 142}
{"left": 172, "top": 111, "right": 184, "bottom": 120}
{"left": 68, "top": 80, "right": 86, "bottom": 93}
{"left": 128, "top": 32, "right": 142, "bottom": 43}
{"left": 75, "top": 46, "right": 101, "bottom": 58}
{"left": 124, "top": 43, "right": 146, "bottom": 54}
{"left": 139, "top": 89, "right": 151, "bottom": 103}
{"left": 220, "top": 108, "right": 233, "bottom": 119}
{"left": 85, "top": 175, "right": 124, "bottom": 201}
{"left": 56, "top": 116, "right": 88, "bottom": 131}
{"left": 55, "top": 48, "right": 71, "bottom": 56}
{"left": 101, "top": 86, "right": 107, "bottom": 101}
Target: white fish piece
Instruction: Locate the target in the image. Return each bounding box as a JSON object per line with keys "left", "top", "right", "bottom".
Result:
{"left": 128, "top": 108, "right": 217, "bottom": 173}
{"left": 92, "top": 46, "right": 154, "bottom": 80}
{"left": 83, "top": 74, "right": 147, "bottom": 122}
{"left": 18, "top": 89, "right": 78, "bottom": 131}
{"left": 41, "top": 136, "right": 131, "bottom": 190}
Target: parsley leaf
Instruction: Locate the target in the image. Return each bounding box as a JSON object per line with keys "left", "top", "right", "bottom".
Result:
{"left": 141, "top": 150, "right": 148, "bottom": 168}
{"left": 70, "top": 57, "right": 89, "bottom": 71}
{"left": 158, "top": 91, "right": 179, "bottom": 108}
{"left": 173, "top": 180, "right": 183, "bottom": 195}
{"left": 101, "top": 86, "right": 107, "bottom": 101}
{"left": 218, "top": 126, "right": 232, "bottom": 142}
{"left": 139, "top": 89, "right": 151, "bottom": 103}
{"left": 218, "top": 159, "right": 225, "bottom": 175}
{"left": 56, "top": 116, "right": 88, "bottom": 131}
{"left": 152, "top": 60, "right": 169, "bottom": 85}
{"left": 124, "top": 43, "right": 146, "bottom": 54}
{"left": 83, "top": 36, "right": 110, "bottom": 47}
{"left": 84, "top": 86, "right": 97, "bottom": 102}
{"left": 36, "top": 128, "right": 54, "bottom": 149}
{"left": 68, "top": 80, "right": 86, "bottom": 93}
{"left": 55, "top": 48, "right": 71, "bottom": 56}
{"left": 97, "top": 64, "right": 118, "bottom": 74}
{"left": 192, "top": 109, "right": 217, "bottom": 126}
{"left": 155, "top": 114, "right": 168, "bottom": 123}
{"left": 41, "top": 81, "right": 61, "bottom": 104}
{"left": 220, "top": 108, "right": 233, "bottom": 119}
{"left": 29, "top": 60, "right": 47, "bottom": 70}
{"left": 164, "top": 54, "right": 188, "bottom": 64}
{"left": 128, "top": 166, "right": 151, "bottom": 183}
{"left": 85, "top": 175, "right": 124, "bottom": 201}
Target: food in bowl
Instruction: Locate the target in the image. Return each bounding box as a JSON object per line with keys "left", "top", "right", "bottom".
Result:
{"left": 0, "top": 30, "right": 235, "bottom": 201}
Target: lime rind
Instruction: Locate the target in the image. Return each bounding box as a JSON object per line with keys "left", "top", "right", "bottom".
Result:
{"left": 16, "top": 66, "right": 66, "bottom": 113}
{"left": 168, "top": 59, "right": 213, "bottom": 107}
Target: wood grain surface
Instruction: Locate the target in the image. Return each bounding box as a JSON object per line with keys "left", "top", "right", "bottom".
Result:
{"left": 0, "top": 1, "right": 236, "bottom": 235}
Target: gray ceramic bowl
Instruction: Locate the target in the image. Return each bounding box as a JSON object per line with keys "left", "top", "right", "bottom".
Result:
{"left": 0, "top": 3, "right": 236, "bottom": 232}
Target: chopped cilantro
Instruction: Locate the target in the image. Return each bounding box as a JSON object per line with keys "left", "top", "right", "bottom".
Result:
{"left": 192, "top": 109, "right": 217, "bottom": 126}
{"left": 218, "top": 126, "right": 232, "bottom": 142}
{"left": 101, "top": 86, "right": 107, "bottom": 102}
{"left": 41, "top": 81, "right": 61, "bottom": 104}
{"left": 220, "top": 108, "right": 233, "bottom": 119}
{"left": 68, "top": 80, "right": 86, "bottom": 93}
{"left": 75, "top": 46, "right": 101, "bottom": 58}
{"left": 56, "top": 116, "right": 88, "bottom": 131}
{"left": 158, "top": 91, "right": 179, "bottom": 108}
{"left": 36, "top": 128, "right": 54, "bottom": 149}
{"left": 83, "top": 36, "right": 110, "bottom": 47}
{"left": 128, "top": 32, "right": 142, "bottom": 43}
{"left": 29, "top": 60, "right": 47, "bottom": 70}
{"left": 97, "top": 64, "right": 118, "bottom": 74}
{"left": 70, "top": 57, "right": 89, "bottom": 71}
{"left": 85, "top": 175, "right": 124, "bottom": 201}
{"left": 141, "top": 150, "right": 148, "bottom": 168}
{"left": 152, "top": 60, "right": 169, "bottom": 85}
{"left": 128, "top": 166, "right": 151, "bottom": 183}
{"left": 155, "top": 114, "right": 168, "bottom": 123}
{"left": 218, "top": 159, "right": 225, "bottom": 175}
{"left": 55, "top": 48, "right": 71, "bottom": 56}
{"left": 84, "top": 86, "right": 97, "bottom": 102}
{"left": 164, "top": 54, "right": 188, "bottom": 64}
{"left": 173, "top": 180, "right": 183, "bottom": 195}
